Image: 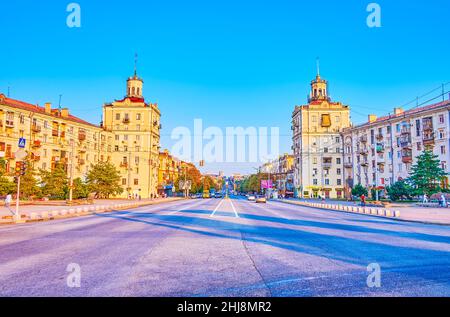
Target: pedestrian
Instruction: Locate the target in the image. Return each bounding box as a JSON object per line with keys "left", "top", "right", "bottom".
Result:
{"left": 4, "top": 193, "right": 13, "bottom": 215}
{"left": 441, "top": 194, "right": 447, "bottom": 208}
{"left": 360, "top": 194, "right": 366, "bottom": 207}
{"left": 423, "top": 194, "right": 428, "bottom": 204}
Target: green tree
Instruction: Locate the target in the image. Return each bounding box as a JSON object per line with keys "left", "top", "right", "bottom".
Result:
{"left": 18, "top": 162, "right": 41, "bottom": 200}
{"left": 0, "top": 176, "right": 14, "bottom": 196}
{"left": 86, "top": 162, "right": 123, "bottom": 198}
{"left": 72, "top": 177, "right": 90, "bottom": 199}
{"left": 409, "top": 150, "right": 447, "bottom": 196}
{"left": 40, "top": 164, "right": 68, "bottom": 200}
{"left": 0, "top": 158, "right": 7, "bottom": 176}
{"left": 386, "top": 180, "right": 414, "bottom": 201}
{"left": 352, "top": 184, "right": 368, "bottom": 198}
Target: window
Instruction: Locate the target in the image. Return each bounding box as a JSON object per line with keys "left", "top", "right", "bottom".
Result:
{"left": 134, "top": 179, "right": 139, "bottom": 185}
{"left": 115, "top": 145, "right": 119, "bottom": 152}
{"left": 337, "top": 168, "right": 342, "bottom": 175}
{"left": 122, "top": 178, "right": 127, "bottom": 185}
{"left": 337, "top": 179, "right": 342, "bottom": 186}
{"left": 336, "top": 158, "right": 341, "bottom": 164}
{"left": 416, "top": 119, "right": 421, "bottom": 137}
{"left": 312, "top": 115, "right": 317, "bottom": 123}
{"left": 324, "top": 148, "right": 328, "bottom": 153}
{"left": 313, "top": 157, "right": 318, "bottom": 164}
{"left": 335, "top": 116, "right": 341, "bottom": 123}
{"left": 116, "top": 113, "right": 120, "bottom": 120}
{"left": 135, "top": 156, "right": 140, "bottom": 164}
{"left": 115, "top": 135, "right": 119, "bottom": 141}
{"left": 325, "top": 179, "right": 330, "bottom": 185}
{"left": 136, "top": 135, "right": 140, "bottom": 141}
{"left": 417, "top": 142, "right": 422, "bottom": 151}
{"left": 335, "top": 137, "right": 340, "bottom": 143}
{"left": 313, "top": 179, "right": 318, "bottom": 185}
{"left": 441, "top": 145, "right": 446, "bottom": 155}
{"left": 387, "top": 126, "right": 391, "bottom": 134}
{"left": 396, "top": 124, "right": 400, "bottom": 133}
{"left": 336, "top": 148, "right": 341, "bottom": 154}
{"left": 136, "top": 113, "right": 141, "bottom": 120}
{"left": 124, "top": 135, "right": 128, "bottom": 141}
{"left": 439, "top": 114, "right": 445, "bottom": 124}
{"left": 439, "top": 130, "right": 445, "bottom": 139}
{"left": 136, "top": 124, "right": 141, "bottom": 131}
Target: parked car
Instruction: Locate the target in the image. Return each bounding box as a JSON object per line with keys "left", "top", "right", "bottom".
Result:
{"left": 248, "top": 195, "right": 256, "bottom": 202}
{"left": 214, "top": 193, "right": 223, "bottom": 199}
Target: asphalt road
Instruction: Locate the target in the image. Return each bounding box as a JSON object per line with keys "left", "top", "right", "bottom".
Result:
{"left": 1, "top": 196, "right": 450, "bottom": 297}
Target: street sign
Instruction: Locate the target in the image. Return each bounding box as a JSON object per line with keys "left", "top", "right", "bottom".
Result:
{"left": 14, "top": 149, "right": 27, "bottom": 161}
{"left": 18, "top": 138, "right": 26, "bottom": 148}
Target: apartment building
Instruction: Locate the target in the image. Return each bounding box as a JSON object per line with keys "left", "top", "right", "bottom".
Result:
{"left": 342, "top": 99, "right": 450, "bottom": 198}
{"left": 102, "top": 71, "right": 161, "bottom": 199}
{"left": 0, "top": 69, "right": 162, "bottom": 199}
{"left": 292, "top": 72, "right": 351, "bottom": 199}
{"left": 0, "top": 94, "right": 105, "bottom": 180}
{"left": 259, "top": 153, "right": 295, "bottom": 195}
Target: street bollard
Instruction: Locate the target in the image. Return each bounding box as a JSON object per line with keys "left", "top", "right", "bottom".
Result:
{"left": 394, "top": 210, "right": 401, "bottom": 217}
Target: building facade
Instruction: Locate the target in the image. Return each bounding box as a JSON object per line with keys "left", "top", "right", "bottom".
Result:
{"left": 342, "top": 100, "right": 450, "bottom": 198}
{"left": 102, "top": 71, "right": 161, "bottom": 199}
{"left": 259, "top": 153, "right": 295, "bottom": 196}
{"left": 0, "top": 94, "right": 105, "bottom": 182}
{"left": 0, "top": 70, "right": 162, "bottom": 199}
{"left": 292, "top": 72, "right": 351, "bottom": 199}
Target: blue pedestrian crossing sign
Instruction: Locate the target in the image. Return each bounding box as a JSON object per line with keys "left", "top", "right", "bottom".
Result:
{"left": 18, "top": 138, "right": 26, "bottom": 148}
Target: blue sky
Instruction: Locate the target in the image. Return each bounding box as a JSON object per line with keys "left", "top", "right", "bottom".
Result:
{"left": 1, "top": 0, "right": 449, "bottom": 175}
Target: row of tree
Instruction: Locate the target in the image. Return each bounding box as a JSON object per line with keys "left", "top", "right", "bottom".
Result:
{"left": 173, "top": 165, "right": 223, "bottom": 194}
{"left": 0, "top": 159, "right": 124, "bottom": 200}
{"left": 352, "top": 150, "right": 448, "bottom": 201}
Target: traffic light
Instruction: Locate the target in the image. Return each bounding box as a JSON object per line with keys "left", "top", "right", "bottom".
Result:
{"left": 15, "top": 161, "right": 27, "bottom": 177}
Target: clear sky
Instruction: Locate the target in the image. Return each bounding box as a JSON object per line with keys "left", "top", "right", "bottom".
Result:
{"left": 1, "top": 0, "right": 449, "bottom": 175}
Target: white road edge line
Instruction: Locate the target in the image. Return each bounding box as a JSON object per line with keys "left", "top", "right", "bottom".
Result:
{"left": 210, "top": 199, "right": 224, "bottom": 217}
{"left": 229, "top": 199, "right": 239, "bottom": 218}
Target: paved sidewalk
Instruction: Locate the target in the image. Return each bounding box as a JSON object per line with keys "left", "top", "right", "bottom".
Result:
{"left": 0, "top": 198, "right": 183, "bottom": 219}
{"left": 280, "top": 198, "right": 450, "bottom": 225}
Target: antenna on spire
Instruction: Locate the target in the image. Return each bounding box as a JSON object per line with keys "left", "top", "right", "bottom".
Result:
{"left": 58, "top": 94, "right": 63, "bottom": 112}
{"left": 134, "top": 53, "right": 138, "bottom": 77}
{"left": 316, "top": 57, "right": 320, "bottom": 77}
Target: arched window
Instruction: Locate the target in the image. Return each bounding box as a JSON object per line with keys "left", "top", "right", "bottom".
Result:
{"left": 137, "top": 88, "right": 140, "bottom": 96}
{"left": 128, "top": 88, "right": 131, "bottom": 96}
{"left": 132, "top": 87, "right": 135, "bottom": 95}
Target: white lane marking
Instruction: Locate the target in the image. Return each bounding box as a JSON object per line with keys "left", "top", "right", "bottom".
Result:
{"left": 210, "top": 199, "right": 224, "bottom": 217}
{"left": 229, "top": 199, "right": 239, "bottom": 218}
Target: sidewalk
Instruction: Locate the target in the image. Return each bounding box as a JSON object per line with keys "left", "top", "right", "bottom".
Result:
{"left": 279, "top": 198, "right": 450, "bottom": 226}
{"left": 0, "top": 197, "right": 185, "bottom": 224}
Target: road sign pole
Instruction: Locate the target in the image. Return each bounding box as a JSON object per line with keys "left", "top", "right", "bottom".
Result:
{"left": 15, "top": 176, "right": 21, "bottom": 223}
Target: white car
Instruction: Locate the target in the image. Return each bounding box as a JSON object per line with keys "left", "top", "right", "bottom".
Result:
{"left": 248, "top": 195, "right": 256, "bottom": 201}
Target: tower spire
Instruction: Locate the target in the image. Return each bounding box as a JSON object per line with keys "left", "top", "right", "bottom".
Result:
{"left": 316, "top": 57, "right": 320, "bottom": 78}
{"left": 134, "top": 53, "right": 138, "bottom": 77}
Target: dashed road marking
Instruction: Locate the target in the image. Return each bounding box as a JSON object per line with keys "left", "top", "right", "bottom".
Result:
{"left": 210, "top": 199, "right": 224, "bottom": 217}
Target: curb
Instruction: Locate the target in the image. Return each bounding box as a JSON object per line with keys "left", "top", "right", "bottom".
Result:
{"left": 0, "top": 198, "right": 186, "bottom": 226}
{"left": 277, "top": 200, "right": 401, "bottom": 220}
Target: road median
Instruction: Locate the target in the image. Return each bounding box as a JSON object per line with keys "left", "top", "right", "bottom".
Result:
{"left": 0, "top": 197, "right": 186, "bottom": 226}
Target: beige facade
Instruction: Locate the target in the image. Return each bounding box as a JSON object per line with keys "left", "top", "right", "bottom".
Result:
{"left": 342, "top": 100, "right": 450, "bottom": 198}
{"left": 292, "top": 73, "right": 351, "bottom": 199}
{"left": 0, "top": 70, "right": 161, "bottom": 199}
{"left": 102, "top": 73, "right": 161, "bottom": 199}
{"left": 0, "top": 94, "right": 105, "bottom": 181}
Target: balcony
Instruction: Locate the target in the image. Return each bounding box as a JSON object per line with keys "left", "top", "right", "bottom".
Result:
{"left": 344, "top": 162, "right": 353, "bottom": 169}
{"left": 32, "top": 140, "right": 42, "bottom": 148}
{"left": 322, "top": 160, "right": 333, "bottom": 169}
{"left": 400, "top": 137, "right": 412, "bottom": 148}
{"left": 358, "top": 147, "right": 369, "bottom": 155}
{"left": 31, "top": 153, "right": 40, "bottom": 161}
{"left": 423, "top": 119, "right": 433, "bottom": 131}
{"left": 120, "top": 162, "right": 128, "bottom": 168}
{"left": 359, "top": 135, "right": 368, "bottom": 143}
{"left": 376, "top": 134, "right": 384, "bottom": 140}
{"left": 376, "top": 143, "right": 385, "bottom": 153}
{"left": 52, "top": 129, "right": 59, "bottom": 137}
{"left": 78, "top": 133, "right": 87, "bottom": 141}
{"left": 31, "top": 124, "right": 41, "bottom": 133}
{"left": 423, "top": 133, "right": 435, "bottom": 145}
{"left": 60, "top": 131, "right": 66, "bottom": 138}
{"left": 122, "top": 118, "right": 130, "bottom": 124}
{"left": 78, "top": 159, "right": 86, "bottom": 165}
{"left": 377, "top": 158, "right": 385, "bottom": 165}
{"left": 5, "top": 120, "right": 14, "bottom": 128}
{"left": 401, "top": 127, "right": 411, "bottom": 135}
{"left": 402, "top": 150, "right": 413, "bottom": 164}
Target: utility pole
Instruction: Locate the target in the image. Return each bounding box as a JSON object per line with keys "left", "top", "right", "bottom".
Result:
{"left": 15, "top": 176, "right": 21, "bottom": 223}
{"left": 69, "top": 140, "right": 75, "bottom": 202}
